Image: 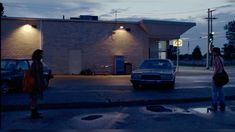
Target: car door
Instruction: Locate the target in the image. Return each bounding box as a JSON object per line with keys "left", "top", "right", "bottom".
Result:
{"left": 15, "top": 60, "right": 30, "bottom": 86}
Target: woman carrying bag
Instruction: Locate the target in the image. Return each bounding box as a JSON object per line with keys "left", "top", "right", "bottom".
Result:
{"left": 209, "top": 47, "right": 228, "bottom": 112}
{"left": 28, "top": 49, "right": 45, "bottom": 119}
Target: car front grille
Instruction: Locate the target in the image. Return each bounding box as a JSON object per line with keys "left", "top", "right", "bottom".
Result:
{"left": 141, "top": 75, "right": 161, "bottom": 80}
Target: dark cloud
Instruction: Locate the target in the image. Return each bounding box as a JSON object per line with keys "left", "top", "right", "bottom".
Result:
{"left": 227, "top": 0, "right": 235, "bottom": 3}
{"left": 3, "top": 0, "right": 102, "bottom": 18}
{"left": 110, "top": 8, "right": 129, "bottom": 14}
{"left": 215, "top": 4, "right": 233, "bottom": 9}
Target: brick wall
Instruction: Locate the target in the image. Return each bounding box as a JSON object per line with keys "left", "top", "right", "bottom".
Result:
{"left": 1, "top": 19, "right": 41, "bottom": 59}
{"left": 1, "top": 18, "right": 150, "bottom": 74}
{"left": 42, "top": 20, "right": 149, "bottom": 74}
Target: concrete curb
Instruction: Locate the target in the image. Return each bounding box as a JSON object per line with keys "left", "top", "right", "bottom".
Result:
{"left": 2, "top": 95, "right": 235, "bottom": 112}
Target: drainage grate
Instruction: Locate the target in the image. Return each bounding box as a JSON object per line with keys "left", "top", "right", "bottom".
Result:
{"left": 81, "top": 115, "right": 103, "bottom": 121}
{"left": 146, "top": 105, "right": 172, "bottom": 112}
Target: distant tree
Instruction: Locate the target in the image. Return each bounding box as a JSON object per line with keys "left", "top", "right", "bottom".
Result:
{"left": 223, "top": 44, "right": 235, "bottom": 60}
{"left": 192, "top": 45, "right": 202, "bottom": 60}
{"left": 224, "top": 20, "right": 235, "bottom": 60}
{"left": 0, "top": 2, "right": 4, "bottom": 16}
{"left": 224, "top": 20, "right": 235, "bottom": 45}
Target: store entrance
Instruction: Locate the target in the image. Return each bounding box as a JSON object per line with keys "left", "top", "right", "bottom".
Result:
{"left": 149, "top": 39, "right": 168, "bottom": 59}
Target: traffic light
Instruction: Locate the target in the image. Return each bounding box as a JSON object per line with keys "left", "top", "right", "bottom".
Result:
{"left": 209, "top": 33, "right": 214, "bottom": 43}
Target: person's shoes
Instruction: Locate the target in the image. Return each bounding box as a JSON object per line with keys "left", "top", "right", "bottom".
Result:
{"left": 207, "top": 104, "right": 217, "bottom": 112}
{"left": 31, "top": 109, "right": 43, "bottom": 119}
{"left": 219, "top": 103, "right": 226, "bottom": 112}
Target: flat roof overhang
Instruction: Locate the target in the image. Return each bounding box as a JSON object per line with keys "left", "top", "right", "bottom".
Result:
{"left": 140, "top": 19, "right": 196, "bottom": 40}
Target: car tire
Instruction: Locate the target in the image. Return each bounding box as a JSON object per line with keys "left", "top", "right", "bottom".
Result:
{"left": 133, "top": 83, "right": 140, "bottom": 90}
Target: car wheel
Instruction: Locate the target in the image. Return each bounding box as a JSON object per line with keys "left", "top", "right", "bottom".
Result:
{"left": 1, "top": 82, "right": 9, "bottom": 94}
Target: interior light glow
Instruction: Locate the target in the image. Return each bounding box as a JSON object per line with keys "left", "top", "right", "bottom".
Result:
{"left": 119, "top": 26, "right": 124, "bottom": 29}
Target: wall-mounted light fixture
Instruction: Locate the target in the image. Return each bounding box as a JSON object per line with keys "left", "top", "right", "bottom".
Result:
{"left": 22, "top": 24, "right": 37, "bottom": 32}
{"left": 118, "top": 25, "right": 131, "bottom": 32}
{"left": 31, "top": 24, "right": 37, "bottom": 28}
{"left": 119, "top": 26, "right": 124, "bottom": 29}
{"left": 22, "top": 24, "right": 33, "bottom": 31}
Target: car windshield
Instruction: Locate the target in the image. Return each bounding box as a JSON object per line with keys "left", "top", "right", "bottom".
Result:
{"left": 1, "top": 60, "right": 17, "bottom": 70}
{"left": 140, "top": 60, "right": 172, "bottom": 69}
{"left": 1, "top": 60, "right": 7, "bottom": 70}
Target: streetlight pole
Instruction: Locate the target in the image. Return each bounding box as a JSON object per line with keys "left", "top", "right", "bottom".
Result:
{"left": 205, "top": 8, "right": 216, "bottom": 69}
{"left": 177, "top": 45, "right": 179, "bottom": 71}
{"left": 210, "top": 9, "right": 216, "bottom": 67}
{"left": 206, "top": 8, "right": 210, "bottom": 69}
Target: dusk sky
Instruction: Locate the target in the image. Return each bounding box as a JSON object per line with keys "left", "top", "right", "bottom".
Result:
{"left": 1, "top": 0, "right": 235, "bottom": 54}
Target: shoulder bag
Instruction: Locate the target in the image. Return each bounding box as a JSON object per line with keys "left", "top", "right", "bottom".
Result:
{"left": 22, "top": 66, "right": 35, "bottom": 93}
{"left": 213, "top": 57, "right": 229, "bottom": 87}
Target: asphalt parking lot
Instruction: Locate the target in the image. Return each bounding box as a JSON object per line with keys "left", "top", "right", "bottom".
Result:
{"left": 2, "top": 66, "right": 235, "bottom": 111}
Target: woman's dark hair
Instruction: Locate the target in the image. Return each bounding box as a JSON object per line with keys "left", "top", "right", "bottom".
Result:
{"left": 32, "top": 49, "right": 43, "bottom": 61}
{"left": 213, "top": 47, "right": 221, "bottom": 56}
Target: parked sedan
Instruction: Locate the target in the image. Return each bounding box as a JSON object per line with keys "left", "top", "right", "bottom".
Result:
{"left": 1, "top": 59, "right": 53, "bottom": 94}
{"left": 130, "top": 59, "right": 176, "bottom": 89}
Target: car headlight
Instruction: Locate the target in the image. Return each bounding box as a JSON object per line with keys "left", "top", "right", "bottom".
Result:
{"left": 131, "top": 74, "right": 141, "bottom": 79}
{"left": 161, "top": 74, "right": 172, "bottom": 80}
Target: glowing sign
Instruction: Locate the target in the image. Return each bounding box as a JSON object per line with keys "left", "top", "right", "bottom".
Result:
{"left": 173, "top": 39, "right": 183, "bottom": 47}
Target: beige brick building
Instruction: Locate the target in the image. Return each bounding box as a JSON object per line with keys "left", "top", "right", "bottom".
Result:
{"left": 1, "top": 17, "right": 195, "bottom": 74}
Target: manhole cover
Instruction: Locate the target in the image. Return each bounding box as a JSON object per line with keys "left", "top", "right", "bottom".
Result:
{"left": 81, "top": 115, "right": 103, "bottom": 121}
{"left": 146, "top": 105, "right": 172, "bottom": 112}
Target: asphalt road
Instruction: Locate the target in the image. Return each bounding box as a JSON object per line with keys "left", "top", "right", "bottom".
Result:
{"left": 2, "top": 67, "right": 235, "bottom": 130}
{"left": 2, "top": 66, "right": 235, "bottom": 111}
{"left": 50, "top": 66, "right": 235, "bottom": 90}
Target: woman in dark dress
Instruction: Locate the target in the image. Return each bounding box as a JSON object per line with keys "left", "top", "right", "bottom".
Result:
{"left": 30, "top": 49, "right": 45, "bottom": 119}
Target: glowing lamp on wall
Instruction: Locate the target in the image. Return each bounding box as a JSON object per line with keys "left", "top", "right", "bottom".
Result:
{"left": 119, "top": 26, "right": 131, "bottom": 32}
{"left": 22, "top": 24, "right": 37, "bottom": 32}
{"left": 119, "top": 26, "right": 124, "bottom": 29}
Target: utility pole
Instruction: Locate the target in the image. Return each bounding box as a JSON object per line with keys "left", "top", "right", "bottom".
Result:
{"left": 210, "top": 9, "right": 217, "bottom": 67}
{"left": 206, "top": 8, "right": 210, "bottom": 69}
{"left": 205, "top": 8, "right": 216, "bottom": 69}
